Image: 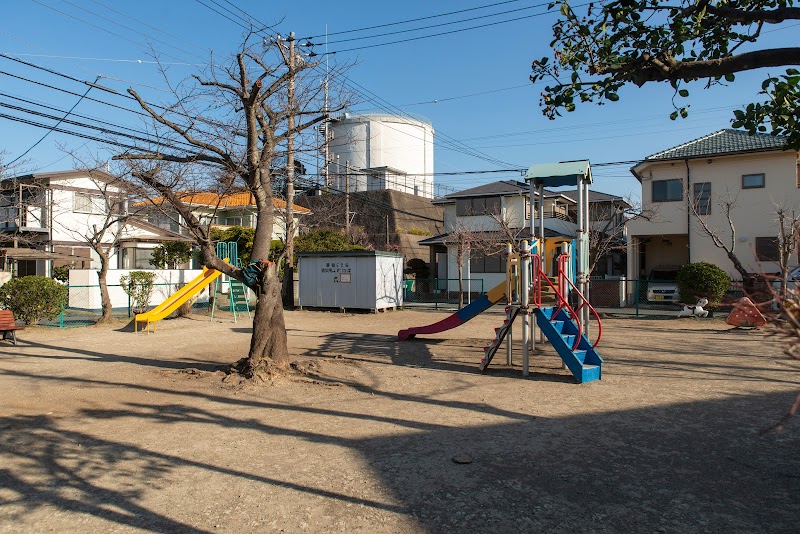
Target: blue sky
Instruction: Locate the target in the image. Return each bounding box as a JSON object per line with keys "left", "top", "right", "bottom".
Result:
{"left": 1, "top": 0, "right": 797, "bottom": 202}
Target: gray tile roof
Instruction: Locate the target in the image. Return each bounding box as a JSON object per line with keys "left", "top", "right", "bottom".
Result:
{"left": 438, "top": 180, "right": 528, "bottom": 200}
{"left": 558, "top": 189, "right": 625, "bottom": 203}
{"left": 435, "top": 180, "right": 567, "bottom": 204}
{"left": 418, "top": 226, "right": 570, "bottom": 246}
{"left": 645, "top": 129, "right": 788, "bottom": 161}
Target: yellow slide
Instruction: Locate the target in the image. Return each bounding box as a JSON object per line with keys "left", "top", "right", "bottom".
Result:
{"left": 135, "top": 266, "right": 224, "bottom": 333}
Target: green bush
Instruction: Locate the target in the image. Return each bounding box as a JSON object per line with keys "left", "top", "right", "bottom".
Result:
{"left": 149, "top": 241, "right": 193, "bottom": 269}
{"left": 0, "top": 276, "right": 68, "bottom": 325}
{"left": 210, "top": 226, "right": 255, "bottom": 263}
{"left": 676, "top": 262, "right": 731, "bottom": 305}
{"left": 120, "top": 271, "right": 157, "bottom": 314}
{"left": 295, "top": 229, "right": 364, "bottom": 253}
{"left": 51, "top": 265, "right": 70, "bottom": 283}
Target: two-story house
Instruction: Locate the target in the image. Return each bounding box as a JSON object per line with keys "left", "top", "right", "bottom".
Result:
{"left": 144, "top": 190, "right": 311, "bottom": 237}
{"left": 627, "top": 129, "right": 799, "bottom": 281}
{"left": 420, "top": 180, "right": 628, "bottom": 292}
{"left": 1, "top": 169, "right": 186, "bottom": 276}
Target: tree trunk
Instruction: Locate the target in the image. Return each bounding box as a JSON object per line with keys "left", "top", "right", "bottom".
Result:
{"left": 457, "top": 252, "right": 464, "bottom": 309}
{"left": 96, "top": 251, "right": 114, "bottom": 323}
{"left": 726, "top": 250, "right": 750, "bottom": 280}
{"left": 234, "top": 265, "right": 289, "bottom": 380}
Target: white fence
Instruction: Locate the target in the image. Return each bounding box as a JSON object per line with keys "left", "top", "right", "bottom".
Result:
{"left": 68, "top": 269, "right": 209, "bottom": 310}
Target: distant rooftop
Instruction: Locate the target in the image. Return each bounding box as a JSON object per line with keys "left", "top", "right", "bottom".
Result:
{"left": 644, "top": 129, "right": 788, "bottom": 162}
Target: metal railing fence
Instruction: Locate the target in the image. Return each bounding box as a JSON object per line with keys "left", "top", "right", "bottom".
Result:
{"left": 402, "top": 278, "right": 485, "bottom": 309}
{"left": 587, "top": 278, "right": 747, "bottom": 317}
{"left": 39, "top": 282, "right": 248, "bottom": 328}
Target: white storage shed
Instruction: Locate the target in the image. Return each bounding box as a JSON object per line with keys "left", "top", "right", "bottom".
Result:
{"left": 298, "top": 251, "right": 404, "bottom": 311}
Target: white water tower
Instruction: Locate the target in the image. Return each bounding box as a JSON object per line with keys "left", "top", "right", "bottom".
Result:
{"left": 326, "top": 112, "right": 434, "bottom": 198}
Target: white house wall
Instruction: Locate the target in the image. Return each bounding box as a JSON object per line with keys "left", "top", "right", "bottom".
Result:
{"left": 628, "top": 151, "right": 799, "bottom": 277}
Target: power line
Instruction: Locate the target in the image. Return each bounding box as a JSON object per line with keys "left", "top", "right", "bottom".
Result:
{"left": 87, "top": 0, "right": 210, "bottom": 55}
{"left": 302, "top": 0, "right": 530, "bottom": 40}
{"left": 323, "top": 2, "right": 548, "bottom": 46}
{"left": 0, "top": 54, "right": 240, "bottom": 140}
{"left": 6, "top": 77, "right": 97, "bottom": 165}
{"left": 0, "top": 101, "right": 192, "bottom": 150}
{"left": 28, "top": 0, "right": 200, "bottom": 66}
{"left": 0, "top": 92, "right": 197, "bottom": 150}
{"left": 193, "top": 5, "right": 522, "bottom": 171}
{"left": 58, "top": 0, "right": 208, "bottom": 62}
{"left": 0, "top": 52, "right": 203, "bottom": 66}
{"left": 391, "top": 84, "right": 532, "bottom": 107}
{"left": 322, "top": 4, "right": 578, "bottom": 56}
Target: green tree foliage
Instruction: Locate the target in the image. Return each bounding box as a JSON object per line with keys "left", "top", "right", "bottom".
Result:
{"left": 294, "top": 229, "right": 365, "bottom": 253}
{"left": 209, "top": 226, "right": 255, "bottom": 263}
{"left": 51, "top": 265, "right": 70, "bottom": 283}
{"left": 677, "top": 262, "right": 731, "bottom": 305}
{"left": 149, "top": 241, "right": 193, "bottom": 269}
{"left": 0, "top": 276, "right": 67, "bottom": 325}
{"left": 120, "top": 271, "right": 157, "bottom": 314}
{"left": 531, "top": 0, "right": 800, "bottom": 148}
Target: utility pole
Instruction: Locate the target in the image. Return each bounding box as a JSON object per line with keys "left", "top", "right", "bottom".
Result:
{"left": 345, "top": 160, "right": 351, "bottom": 234}
{"left": 278, "top": 32, "right": 297, "bottom": 307}
{"left": 285, "top": 32, "right": 296, "bottom": 269}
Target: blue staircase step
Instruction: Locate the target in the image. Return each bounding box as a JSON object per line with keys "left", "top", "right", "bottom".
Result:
{"left": 581, "top": 365, "right": 601, "bottom": 382}
{"left": 560, "top": 334, "right": 577, "bottom": 347}
{"left": 535, "top": 307, "right": 604, "bottom": 384}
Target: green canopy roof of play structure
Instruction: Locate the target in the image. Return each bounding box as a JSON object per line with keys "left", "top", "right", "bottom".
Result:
{"left": 525, "top": 160, "right": 592, "bottom": 187}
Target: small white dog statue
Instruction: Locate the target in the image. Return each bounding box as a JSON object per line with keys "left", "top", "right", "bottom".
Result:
{"left": 678, "top": 297, "right": 710, "bottom": 318}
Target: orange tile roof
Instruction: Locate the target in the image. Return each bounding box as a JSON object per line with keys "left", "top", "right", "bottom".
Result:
{"left": 136, "top": 191, "right": 311, "bottom": 213}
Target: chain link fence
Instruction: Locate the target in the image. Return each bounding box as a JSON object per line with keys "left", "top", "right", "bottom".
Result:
{"left": 402, "top": 278, "right": 485, "bottom": 310}
{"left": 31, "top": 276, "right": 764, "bottom": 327}
{"left": 41, "top": 283, "right": 252, "bottom": 328}
{"left": 587, "top": 278, "right": 748, "bottom": 317}
{"left": 402, "top": 276, "right": 753, "bottom": 317}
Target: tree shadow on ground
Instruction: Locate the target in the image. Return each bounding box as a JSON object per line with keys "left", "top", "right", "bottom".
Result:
{"left": 298, "top": 332, "right": 579, "bottom": 383}
{"left": 1, "top": 340, "right": 224, "bottom": 373}
{"left": 1, "top": 375, "right": 798, "bottom": 532}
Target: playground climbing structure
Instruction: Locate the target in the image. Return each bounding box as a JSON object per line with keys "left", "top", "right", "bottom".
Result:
{"left": 399, "top": 160, "right": 604, "bottom": 383}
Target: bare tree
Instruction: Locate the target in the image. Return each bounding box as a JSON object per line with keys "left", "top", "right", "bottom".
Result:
{"left": 443, "top": 210, "right": 526, "bottom": 308}
{"left": 114, "top": 34, "right": 348, "bottom": 380}
{"left": 588, "top": 199, "right": 650, "bottom": 277}
{"left": 774, "top": 201, "right": 800, "bottom": 298}
{"left": 50, "top": 166, "right": 139, "bottom": 323}
{"left": 689, "top": 190, "right": 751, "bottom": 279}
{"left": 442, "top": 222, "right": 477, "bottom": 309}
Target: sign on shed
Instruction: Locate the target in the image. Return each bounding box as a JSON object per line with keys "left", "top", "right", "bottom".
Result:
{"left": 298, "top": 251, "right": 404, "bottom": 311}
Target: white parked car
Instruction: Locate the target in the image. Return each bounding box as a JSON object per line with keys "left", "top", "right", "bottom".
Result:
{"left": 646, "top": 266, "right": 680, "bottom": 302}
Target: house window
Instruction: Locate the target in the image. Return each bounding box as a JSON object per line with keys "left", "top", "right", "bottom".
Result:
{"left": 693, "top": 182, "right": 711, "bottom": 215}
{"left": 73, "top": 192, "right": 95, "bottom": 213}
{"left": 742, "top": 173, "right": 765, "bottom": 189}
{"left": 755, "top": 237, "right": 779, "bottom": 261}
{"left": 652, "top": 179, "right": 683, "bottom": 202}
{"left": 456, "top": 196, "right": 501, "bottom": 216}
{"left": 469, "top": 251, "right": 506, "bottom": 273}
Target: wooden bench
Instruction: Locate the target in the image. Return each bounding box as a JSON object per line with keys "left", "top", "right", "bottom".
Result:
{"left": 0, "top": 310, "right": 23, "bottom": 345}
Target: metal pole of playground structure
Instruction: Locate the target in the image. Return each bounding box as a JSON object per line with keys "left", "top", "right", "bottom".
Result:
{"left": 506, "top": 243, "right": 513, "bottom": 367}
{"left": 521, "top": 240, "right": 531, "bottom": 377}
{"left": 538, "top": 182, "right": 546, "bottom": 346}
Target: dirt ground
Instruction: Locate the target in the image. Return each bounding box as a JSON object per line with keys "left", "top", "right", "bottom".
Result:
{"left": 0, "top": 307, "right": 798, "bottom": 533}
